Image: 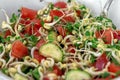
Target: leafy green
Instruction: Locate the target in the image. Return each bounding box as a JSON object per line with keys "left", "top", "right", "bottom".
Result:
{"left": 65, "top": 23, "right": 73, "bottom": 32}
{"left": 54, "top": 16, "right": 59, "bottom": 21}
{"left": 73, "top": 22, "right": 80, "bottom": 31}
{"left": 41, "top": 20, "right": 44, "bottom": 26}
{"left": 101, "top": 72, "right": 110, "bottom": 78}
{"left": 67, "top": 0, "right": 72, "bottom": 3}
{"left": 90, "top": 54, "right": 96, "bottom": 63}
{"left": 0, "top": 36, "right": 5, "bottom": 43}
{"left": 1, "top": 68, "right": 9, "bottom": 75}
{"left": 91, "top": 38, "right": 98, "bottom": 48}
{"left": 49, "top": 3, "right": 54, "bottom": 9}
{"left": 10, "top": 13, "right": 18, "bottom": 23}
{"left": 29, "top": 35, "right": 38, "bottom": 45}
{"left": 79, "top": 5, "right": 86, "bottom": 10}
{"left": 32, "top": 68, "right": 40, "bottom": 80}
{"left": 85, "top": 31, "right": 90, "bottom": 36}
{"left": 0, "top": 46, "right": 3, "bottom": 53}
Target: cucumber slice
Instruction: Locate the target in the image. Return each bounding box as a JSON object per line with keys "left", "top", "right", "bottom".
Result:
{"left": 65, "top": 70, "right": 91, "bottom": 80}
{"left": 48, "top": 31, "right": 57, "bottom": 42}
{"left": 39, "top": 43, "right": 63, "bottom": 62}
{"left": 14, "top": 73, "right": 28, "bottom": 80}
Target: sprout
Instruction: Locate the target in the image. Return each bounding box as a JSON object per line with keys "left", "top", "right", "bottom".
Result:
{"left": 43, "top": 14, "right": 65, "bottom": 30}
{"left": 1, "top": 21, "right": 15, "bottom": 33}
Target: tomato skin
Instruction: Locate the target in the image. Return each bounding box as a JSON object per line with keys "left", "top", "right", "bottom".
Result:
{"left": 4, "top": 30, "right": 12, "bottom": 38}
{"left": 108, "top": 63, "right": 120, "bottom": 73}
{"left": 34, "top": 50, "right": 46, "bottom": 63}
{"left": 56, "top": 25, "right": 66, "bottom": 37}
{"left": 36, "top": 39, "right": 46, "bottom": 48}
{"left": 67, "top": 46, "right": 75, "bottom": 53}
{"left": 95, "top": 29, "right": 112, "bottom": 44}
{"left": 50, "top": 10, "right": 63, "bottom": 18}
{"left": 76, "top": 10, "right": 81, "bottom": 17}
{"left": 62, "top": 16, "right": 75, "bottom": 22}
{"left": 54, "top": 1, "right": 67, "bottom": 8}
{"left": 94, "top": 53, "right": 108, "bottom": 71}
{"left": 21, "top": 7, "right": 37, "bottom": 19}
{"left": 53, "top": 65, "right": 62, "bottom": 76}
{"left": 22, "top": 19, "right": 41, "bottom": 36}
{"left": 11, "top": 40, "right": 28, "bottom": 58}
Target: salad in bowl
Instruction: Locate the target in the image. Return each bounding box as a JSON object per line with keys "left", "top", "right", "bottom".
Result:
{"left": 0, "top": 0, "right": 120, "bottom": 80}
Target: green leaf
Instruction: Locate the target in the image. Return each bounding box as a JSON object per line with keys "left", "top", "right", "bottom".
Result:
{"left": 10, "top": 13, "right": 18, "bottom": 23}
{"left": 29, "top": 35, "right": 38, "bottom": 43}
{"left": 79, "top": 5, "right": 86, "bottom": 10}
{"left": 101, "top": 72, "right": 110, "bottom": 78}
{"left": 49, "top": 3, "right": 54, "bottom": 9}
{"left": 0, "top": 46, "right": 3, "bottom": 53}
{"left": 65, "top": 22, "right": 73, "bottom": 32}
{"left": 67, "top": 0, "right": 71, "bottom": 3}
{"left": 90, "top": 54, "right": 96, "bottom": 63}
{"left": 41, "top": 20, "right": 44, "bottom": 26}
{"left": 32, "top": 68, "right": 40, "bottom": 80}
{"left": 85, "top": 31, "right": 90, "bottom": 36}
{"left": 54, "top": 16, "right": 59, "bottom": 21}
{"left": 1, "top": 68, "right": 9, "bottom": 75}
{"left": 91, "top": 38, "right": 98, "bottom": 48}
{"left": 0, "top": 36, "right": 5, "bottom": 43}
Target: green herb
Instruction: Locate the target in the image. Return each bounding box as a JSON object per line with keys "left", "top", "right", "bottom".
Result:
{"left": 68, "top": 0, "right": 72, "bottom": 3}
{"left": 0, "top": 46, "right": 3, "bottom": 53}
{"left": 85, "top": 31, "right": 90, "bottom": 36}
{"left": 90, "top": 54, "right": 96, "bottom": 63}
{"left": 41, "top": 20, "right": 44, "bottom": 26}
{"left": 96, "top": 16, "right": 104, "bottom": 21}
{"left": 101, "top": 72, "right": 110, "bottom": 78}
{"left": 5, "top": 36, "right": 11, "bottom": 42}
{"left": 29, "top": 35, "right": 38, "bottom": 43}
{"left": 10, "top": 13, "right": 18, "bottom": 23}
{"left": 1, "top": 68, "right": 9, "bottom": 75}
{"left": 54, "top": 16, "right": 59, "bottom": 21}
{"left": 65, "top": 23, "right": 73, "bottom": 32}
{"left": 0, "top": 36, "right": 5, "bottom": 43}
{"left": 49, "top": 3, "right": 54, "bottom": 9}
{"left": 96, "top": 25, "right": 102, "bottom": 31}
{"left": 73, "top": 22, "right": 80, "bottom": 31}
{"left": 106, "top": 52, "right": 119, "bottom": 65}
{"left": 91, "top": 38, "right": 98, "bottom": 48}
{"left": 79, "top": 5, "right": 86, "bottom": 10}
{"left": 32, "top": 68, "right": 40, "bottom": 80}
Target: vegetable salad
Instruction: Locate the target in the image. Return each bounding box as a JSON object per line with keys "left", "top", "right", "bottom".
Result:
{"left": 0, "top": 1, "right": 120, "bottom": 80}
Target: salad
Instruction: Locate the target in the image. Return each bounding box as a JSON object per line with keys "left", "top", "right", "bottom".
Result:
{"left": 0, "top": 0, "right": 120, "bottom": 80}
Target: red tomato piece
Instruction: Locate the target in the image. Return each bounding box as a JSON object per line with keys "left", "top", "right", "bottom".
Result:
{"left": 62, "top": 16, "right": 75, "bottom": 22}
{"left": 76, "top": 10, "right": 81, "bottom": 17}
{"left": 95, "top": 30, "right": 104, "bottom": 38}
{"left": 50, "top": 10, "right": 63, "bottom": 18}
{"left": 11, "top": 40, "right": 28, "bottom": 58}
{"left": 113, "top": 30, "right": 120, "bottom": 40}
{"left": 53, "top": 65, "right": 62, "bottom": 76}
{"left": 4, "top": 30, "right": 12, "bottom": 38}
{"left": 54, "top": 1, "right": 67, "bottom": 8}
{"left": 95, "top": 29, "right": 112, "bottom": 44}
{"left": 34, "top": 50, "right": 46, "bottom": 63}
{"left": 108, "top": 63, "right": 120, "bottom": 73}
{"left": 36, "top": 39, "right": 46, "bottom": 48}
{"left": 23, "top": 19, "right": 41, "bottom": 36}
{"left": 67, "top": 46, "right": 75, "bottom": 53}
{"left": 94, "top": 53, "right": 108, "bottom": 71}
{"left": 56, "top": 25, "right": 66, "bottom": 37}
{"left": 21, "top": 7, "right": 37, "bottom": 19}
